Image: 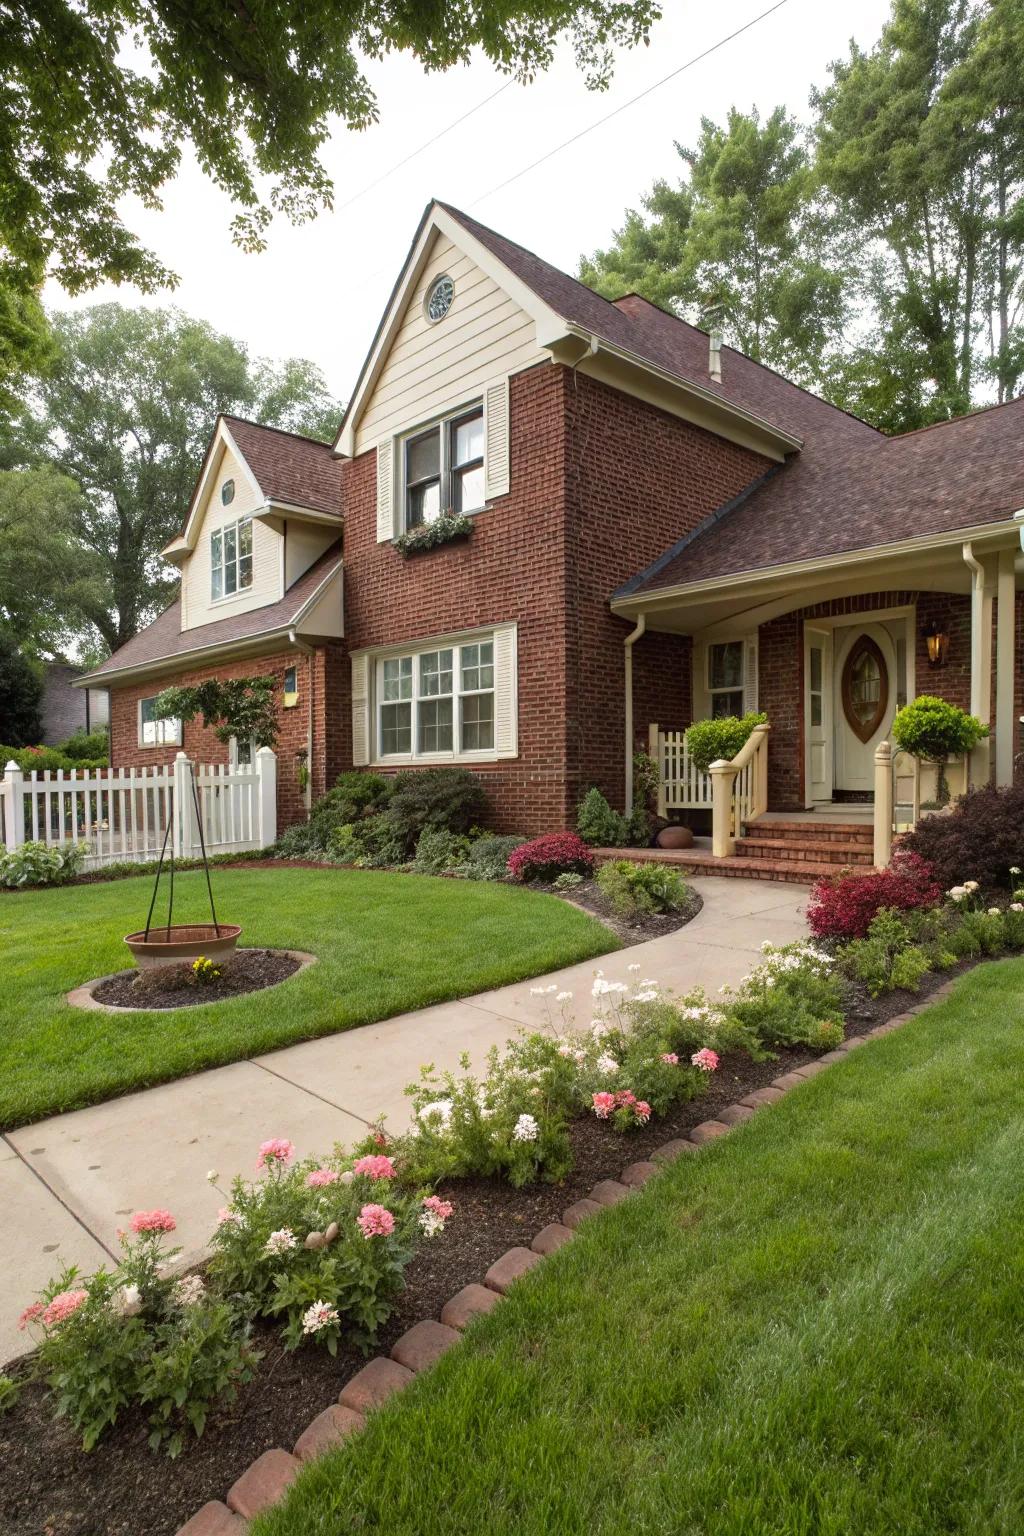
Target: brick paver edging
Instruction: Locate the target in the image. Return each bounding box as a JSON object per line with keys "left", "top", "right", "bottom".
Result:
{"left": 174, "top": 989, "right": 952, "bottom": 1534}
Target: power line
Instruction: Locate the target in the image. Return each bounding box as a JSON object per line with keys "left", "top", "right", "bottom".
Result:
{"left": 469, "top": 0, "right": 793, "bottom": 208}
{"left": 336, "top": 80, "right": 513, "bottom": 214}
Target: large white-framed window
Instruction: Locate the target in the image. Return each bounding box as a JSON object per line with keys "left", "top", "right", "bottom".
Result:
{"left": 139, "top": 695, "right": 182, "bottom": 747}
{"left": 401, "top": 404, "right": 484, "bottom": 530}
{"left": 375, "top": 635, "right": 497, "bottom": 762}
{"left": 210, "top": 516, "right": 253, "bottom": 601}
{"left": 707, "top": 641, "right": 745, "bottom": 717}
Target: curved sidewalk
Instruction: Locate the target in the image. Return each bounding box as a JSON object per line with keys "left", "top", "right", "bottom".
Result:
{"left": 1, "top": 877, "right": 808, "bottom": 1360}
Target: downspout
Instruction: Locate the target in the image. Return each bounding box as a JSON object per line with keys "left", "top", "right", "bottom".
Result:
{"left": 624, "top": 614, "right": 646, "bottom": 812}
{"left": 289, "top": 627, "right": 315, "bottom": 814}
{"left": 962, "top": 541, "right": 985, "bottom": 718}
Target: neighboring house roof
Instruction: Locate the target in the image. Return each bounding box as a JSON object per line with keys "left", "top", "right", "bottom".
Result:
{"left": 618, "top": 396, "right": 1024, "bottom": 599}
{"left": 222, "top": 417, "right": 342, "bottom": 517}
{"left": 82, "top": 542, "right": 342, "bottom": 684}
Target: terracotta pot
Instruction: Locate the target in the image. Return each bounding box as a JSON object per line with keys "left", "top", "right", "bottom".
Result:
{"left": 124, "top": 923, "right": 242, "bottom": 971}
{"left": 656, "top": 825, "right": 694, "bottom": 850}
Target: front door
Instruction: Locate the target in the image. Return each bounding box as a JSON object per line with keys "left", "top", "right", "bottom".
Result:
{"left": 833, "top": 623, "right": 897, "bottom": 793}
{"left": 804, "top": 626, "right": 833, "bottom": 804}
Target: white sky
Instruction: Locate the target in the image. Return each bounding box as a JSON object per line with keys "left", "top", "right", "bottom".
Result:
{"left": 43, "top": 0, "right": 893, "bottom": 406}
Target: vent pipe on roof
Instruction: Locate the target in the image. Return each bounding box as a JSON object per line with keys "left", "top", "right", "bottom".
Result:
{"left": 709, "top": 331, "right": 723, "bottom": 385}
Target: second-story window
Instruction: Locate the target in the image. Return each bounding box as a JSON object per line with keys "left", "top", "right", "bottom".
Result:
{"left": 403, "top": 406, "right": 484, "bottom": 530}
{"left": 211, "top": 517, "right": 253, "bottom": 601}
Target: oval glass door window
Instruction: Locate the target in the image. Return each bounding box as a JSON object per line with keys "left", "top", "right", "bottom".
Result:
{"left": 841, "top": 634, "right": 888, "bottom": 744}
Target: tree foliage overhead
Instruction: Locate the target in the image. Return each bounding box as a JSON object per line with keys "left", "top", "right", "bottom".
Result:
{"left": 6, "top": 305, "right": 342, "bottom": 654}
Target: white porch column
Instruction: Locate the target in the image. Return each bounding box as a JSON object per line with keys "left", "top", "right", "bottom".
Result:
{"left": 963, "top": 543, "right": 993, "bottom": 786}
{"left": 873, "top": 741, "right": 893, "bottom": 868}
{"left": 995, "top": 547, "right": 1017, "bottom": 786}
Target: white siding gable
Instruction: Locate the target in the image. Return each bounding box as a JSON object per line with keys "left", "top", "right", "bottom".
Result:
{"left": 354, "top": 232, "right": 545, "bottom": 457}
{"left": 180, "top": 443, "right": 280, "bottom": 631}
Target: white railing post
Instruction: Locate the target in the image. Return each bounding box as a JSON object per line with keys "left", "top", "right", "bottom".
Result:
{"left": 648, "top": 723, "right": 667, "bottom": 818}
{"left": 3, "top": 760, "right": 25, "bottom": 851}
{"left": 709, "top": 759, "right": 736, "bottom": 858}
{"left": 873, "top": 740, "right": 893, "bottom": 868}
{"left": 256, "top": 747, "right": 277, "bottom": 847}
{"left": 173, "top": 752, "right": 195, "bottom": 859}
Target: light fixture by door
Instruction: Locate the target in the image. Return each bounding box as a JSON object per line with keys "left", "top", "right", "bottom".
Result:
{"left": 922, "top": 625, "right": 950, "bottom": 667}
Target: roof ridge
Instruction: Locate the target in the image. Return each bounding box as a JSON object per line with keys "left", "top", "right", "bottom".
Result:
{"left": 221, "top": 413, "right": 338, "bottom": 452}
{"left": 887, "top": 393, "right": 1024, "bottom": 441}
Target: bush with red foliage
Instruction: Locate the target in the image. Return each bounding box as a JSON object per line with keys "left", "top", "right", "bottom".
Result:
{"left": 807, "top": 851, "right": 941, "bottom": 940}
{"left": 901, "top": 783, "right": 1024, "bottom": 891}
{"left": 507, "top": 832, "right": 595, "bottom": 883}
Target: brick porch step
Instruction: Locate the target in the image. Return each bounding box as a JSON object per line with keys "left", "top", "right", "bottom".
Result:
{"left": 734, "top": 836, "right": 873, "bottom": 866}
{"left": 593, "top": 847, "right": 869, "bottom": 886}
{"left": 742, "top": 819, "right": 874, "bottom": 844}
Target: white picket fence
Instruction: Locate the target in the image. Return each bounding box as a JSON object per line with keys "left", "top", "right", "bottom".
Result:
{"left": 1, "top": 749, "right": 277, "bottom": 870}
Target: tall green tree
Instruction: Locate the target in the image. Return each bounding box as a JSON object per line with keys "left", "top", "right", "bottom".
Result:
{"left": 0, "top": 467, "right": 102, "bottom": 659}
{"left": 0, "top": 634, "right": 43, "bottom": 747}
{"left": 580, "top": 108, "right": 851, "bottom": 386}
{"left": 0, "top": 0, "right": 659, "bottom": 399}
{"left": 8, "top": 305, "right": 343, "bottom": 653}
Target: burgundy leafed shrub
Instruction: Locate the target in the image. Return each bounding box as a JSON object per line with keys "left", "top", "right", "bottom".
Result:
{"left": 902, "top": 783, "right": 1024, "bottom": 891}
{"left": 507, "top": 833, "right": 595, "bottom": 883}
{"left": 807, "top": 851, "right": 941, "bottom": 939}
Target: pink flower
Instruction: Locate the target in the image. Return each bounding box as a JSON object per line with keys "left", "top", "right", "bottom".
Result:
{"left": 615, "top": 1090, "right": 637, "bottom": 1107}
{"left": 661, "top": 1052, "right": 679, "bottom": 1065}
{"left": 306, "top": 1168, "right": 339, "bottom": 1188}
{"left": 691, "top": 1049, "right": 720, "bottom": 1073}
{"left": 423, "top": 1194, "right": 454, "bottom": 1221}
{"left": 217, "top": 1207, "right": 241, "bottom": 1225}
{"left": 352, "top": 1154, "right": 396, "bottom": 1181}
{"left": 17, "top": 1302, "right": 45, "bottom": 1331}
{"left": 130, "top": 1208, "right": 176, "bottom": 1234}
{"left": 592, "top": 1091, "right": 617, "bottom": 1120}
{"left": 356, "top": 1203, "right": 395, "bottom": 1239}
{"left": 634, "top": 1101, "right": 652, "bottom": 1124}
{"left": 257, "top": 1138, "right": 295, "bottom": 1170}
{"left": 42, "top": 1289, "right": 88, "bottom": 1327}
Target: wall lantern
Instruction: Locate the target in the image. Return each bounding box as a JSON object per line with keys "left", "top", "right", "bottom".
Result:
{"left": 923, "top": 625, "right": 950, "bottom": 667}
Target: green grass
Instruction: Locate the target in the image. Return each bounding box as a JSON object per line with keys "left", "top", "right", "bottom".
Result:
{"left": 0, "top": 867, "right": 616, "bottom": 1130}
{"left": 256, "top": 959, "right": 1024, "bottom": 1536}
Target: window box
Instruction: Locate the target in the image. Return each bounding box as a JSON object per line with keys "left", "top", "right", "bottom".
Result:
{"left": 392, "top": 511, "right": 473, "bottom": 558}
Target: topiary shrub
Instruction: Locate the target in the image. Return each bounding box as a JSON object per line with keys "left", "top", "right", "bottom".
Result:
{"left": 902, "top": 782, "right": 1024, "bottom": 890}
{"left": 596, "top": 859, "right": 691, "bottom": 917}
{"left": 807, "top": 851, "right": 941, "bottom": 939}
{"left": 576, "top": 787, "right": 629, "bottom": 847}
{"left": 685, "top": 712, "right": 767, "bottom": 773}
{"left": 892, "top": 695, "right": 988, "bottom": 761}
{"left": 465, "top": 834, "right": 526, "bottom": 881}
{"left": 507, "top": 833, "right": 594, "bottom": 883}
{"left": 384, "top": 768, "right": 489, "bottom": 854}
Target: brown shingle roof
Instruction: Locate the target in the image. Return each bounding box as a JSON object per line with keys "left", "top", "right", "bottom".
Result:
{"left": 618, "top": 397, "right": 1024, "bottom": 596}
{"left": 84, "top": 542, "right": 342, "bottom": 682}
{"left": 222, "top": 417, "right": 342, "bottom": 517}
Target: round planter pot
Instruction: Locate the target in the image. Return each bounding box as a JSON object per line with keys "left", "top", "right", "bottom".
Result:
{"left": 124, "top": 923, "right": 242, "bottom": 971}
{"left": 656, "top": 825, "right": 694, "bottom": 850}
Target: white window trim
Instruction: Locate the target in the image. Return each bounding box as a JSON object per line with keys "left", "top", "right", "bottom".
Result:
{"left": 705, "top": 639, "right": 746, "bottom": 717}
{"left": 138, "top": 696, "right": 182, "bottom": 748}
{"left": 228, "top": 734, "right": 256, "bottom": 767}
{"left": 355, "top": 623, "right": 517, "bottom": 766}
{"left": 397, "top": 398, "right": 486, "bottom": 534}
{"left": 210, "top": 514, "right": 254, "bottom": 605}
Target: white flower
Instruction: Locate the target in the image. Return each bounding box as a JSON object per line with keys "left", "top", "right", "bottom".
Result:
{"left": 556, "top": 990, "right": 573, "bottom": 1003}
{"left": 512, "top": 1113, "right": 539, "bottom": 1142}
{"left": 964, "top": 880, "right": 980, "bottom": 892}
{"left": 529, "top": 987, "right": 546, "bottom": 996}
{"left": 205, "top": 1169, "right": 219, "bottom": 1184}
{"left": 1011, "top": 903, "right": 1023, "bottom": 912}
{"left": 557, "top": 1043, "right": 574, "bottom": 1058}
{"left": 302, "top": 1300, "right": 340, "bottom": 1335}
{"left": 634, "top": 989, "right": 659, "bottom": 1003}
{"left": 627, "top": 963, "right": 641, "bottom": 973}
{"left": 988, "top": 907, "right": 1002, "bottom": 916}
{"left": 172, "top": 1274, "right": 206, "bottom": 1308}
{"left": 110, "top": 1282, "right": 142, "bottom": 1318}
{"left": 1010, "top": 866, "right": 1021, "bottom": 876}
{"left": 760, "top": 940, "right": 774, "bottom": 954}
{"left": 948, "top": 886, "right": 968, "bottom": 902}
{"left": 339, "top": 1170, "right": 355, "bottom": 1185}
{"left": 418, "top": 1098, "right": 454, "bottom": 1131}
{"left": 263, "top": 1227, "right": 298, "bottom": 1256}
{"left": 596, "top": 1052, "right": 619, "bottom": 1076}
{"left": 419, "top": 1209, "right": 445, "bottom": 1238}
{"left": 639, "top": 978, "right": 658, "bottom": 988}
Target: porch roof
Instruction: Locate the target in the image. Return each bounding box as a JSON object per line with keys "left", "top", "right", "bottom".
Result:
{"left": 615, "top": 395, "right": 1024, "bottom": 609}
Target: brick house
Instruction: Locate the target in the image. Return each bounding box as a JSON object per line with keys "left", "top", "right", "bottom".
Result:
{"left": 81, "top": 201, "right": 1024, "bottom": 864}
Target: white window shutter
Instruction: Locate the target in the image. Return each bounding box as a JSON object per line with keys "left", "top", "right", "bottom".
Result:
{"left": 743, "top": 637, "right": 759, "bottom": 713}
{"left": 483, "top": 377, "right": 510, "bottom": 500}
{"left": 493, "top": 623, "right": 518, "bottom": 757}
{"left": 351, "top": 653, "right": 371, "bottom": 766}
{"left": 376, "top": 439, "right": 395, "bottom": 543}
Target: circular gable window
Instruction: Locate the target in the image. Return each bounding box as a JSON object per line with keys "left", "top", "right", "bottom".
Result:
{"left": 425, "top": 275, "right": 454, "bottom": 324}
{"left": 221, "top": 479, "right": 235, "bottom": 506}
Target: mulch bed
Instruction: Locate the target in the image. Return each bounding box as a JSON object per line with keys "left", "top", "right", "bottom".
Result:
{"left": 91, "top": 950, "right": 302, "bottom": 1010}
{"left": 0, "top": 960, "right": 972, "bottom": 1536}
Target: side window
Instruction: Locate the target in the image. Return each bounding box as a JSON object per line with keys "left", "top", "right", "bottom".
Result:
{"left": 707, "top": 642, "right": 744, "bottom": 718}
{"left": 139, "top": 696, "right": 182, "bottom": 747}
{"left": 283, "top": 666, "right": 298, "bottom": 707}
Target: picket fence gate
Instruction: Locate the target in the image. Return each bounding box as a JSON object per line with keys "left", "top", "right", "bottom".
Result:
{"left": 1, "top": 749, "right": 277, "bottom": 870}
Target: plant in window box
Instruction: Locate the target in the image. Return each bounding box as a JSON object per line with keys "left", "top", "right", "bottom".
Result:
{"left": 392, "top": 511, "right": 473, "bottom": 558}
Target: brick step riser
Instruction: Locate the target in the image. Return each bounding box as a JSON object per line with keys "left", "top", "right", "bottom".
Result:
{"left": 660, "top": 859, "right": 825, "bottom": 886}
{"left": 738, "top": 847, "right": 873, "bottom": 867}
{"left": 742, "top": 824, "right": 874, "bottom": 846}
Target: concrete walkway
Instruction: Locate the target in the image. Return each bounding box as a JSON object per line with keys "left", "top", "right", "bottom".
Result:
{"left": 1, "top": 877, "right": 808, "bottom": 1362}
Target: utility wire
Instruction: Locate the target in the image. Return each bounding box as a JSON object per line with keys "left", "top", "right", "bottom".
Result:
{"left": 469, "top": 0, "right": 793, "bottom": 208}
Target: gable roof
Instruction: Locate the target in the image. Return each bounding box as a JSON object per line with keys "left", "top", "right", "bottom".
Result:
{"left": 618, "top": 395, "right": 1024, "bottom": 601}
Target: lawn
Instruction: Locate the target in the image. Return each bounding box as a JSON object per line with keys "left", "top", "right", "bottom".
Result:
{"left": 0, "top": 866, "right": 616, "bottom": 1130}
{"left": 256, "top": 958, "right": 1024, "bottom": 1536}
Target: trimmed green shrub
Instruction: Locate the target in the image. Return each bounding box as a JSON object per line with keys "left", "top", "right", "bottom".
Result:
{"left": 413, "top": 827, "right": 471, "bottom": 874}
{"left": 385, "top": 768, "right": 488, "bottom": 854}
{"left": 0, "top": 839, "right": 90, "bottom": 887}
{"left": 576, "top": 787, "right": 629, "bottom": 847}
{"left": 274, "top": 773, "right": 392, "bottom": 858}
{"left": 0, "top": 744, "right": 107, "bottom": 772}
{"left": 891, "top": 695, "right": 988, "bottom": 760}
{"left": 685, "top": 711, "right": 767, "bottom": 773}
{"left": 464, "top": 834, "right": 526, "bottom": 881}
{"left": 596, "top": 859, "right": 690, "bottom": 917}
{"left": 841, "top": 909, "right": 932, "bottom": 996}
{"left": 59, "top": 728, "right": 109, "bottom": 761}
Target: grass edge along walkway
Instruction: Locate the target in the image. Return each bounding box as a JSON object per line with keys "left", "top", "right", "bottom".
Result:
{"left": 256, "top": 956, "right": 1024, "bottom": 1536}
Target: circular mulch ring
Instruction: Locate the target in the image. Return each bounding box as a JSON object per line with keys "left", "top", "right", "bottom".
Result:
{"left": 67, "top": 948, "right": 316, "bottom": 1013}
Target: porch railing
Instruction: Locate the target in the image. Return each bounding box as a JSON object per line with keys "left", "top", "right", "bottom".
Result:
{"left": 648, "top": 721, "right": 770, "bottom": 857}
